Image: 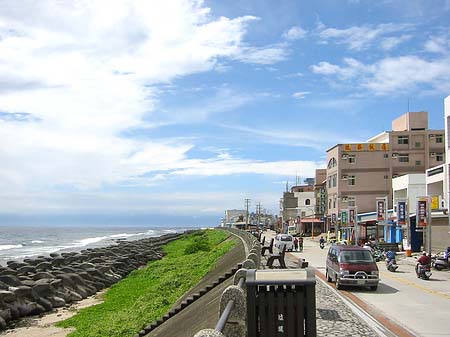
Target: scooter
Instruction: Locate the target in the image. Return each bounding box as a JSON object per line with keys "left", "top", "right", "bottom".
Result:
{"left": 416, "top": 263, "right": 432, "bottom": 280}
{"left": 433, "top": 255, "right": 450, "bottom": 270}
{"left": 432, "top": 247, "right": 450, "bottom": 271}
{"left": 385, "top": 251, "right": 398, "bottom": 272}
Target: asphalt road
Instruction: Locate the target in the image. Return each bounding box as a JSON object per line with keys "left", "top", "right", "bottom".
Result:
{"left": 272, "top": 232, "right": 450, "bottom": 337}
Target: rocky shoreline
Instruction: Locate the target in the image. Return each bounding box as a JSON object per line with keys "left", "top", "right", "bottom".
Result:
{"left": 0, "top": 232, "right": 183, "bottom": 331}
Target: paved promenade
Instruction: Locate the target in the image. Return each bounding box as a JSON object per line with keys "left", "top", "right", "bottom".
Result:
{"left": 260, "top": 241, "right": 384, "bottom": 337}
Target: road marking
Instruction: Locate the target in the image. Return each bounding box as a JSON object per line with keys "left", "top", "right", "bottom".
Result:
{"left": 380, "top": 271, "right": 450, "bottom": 301}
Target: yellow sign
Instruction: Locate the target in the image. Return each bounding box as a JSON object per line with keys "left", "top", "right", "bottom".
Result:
{"left": 356, "top": 144, "right": 364, "bottom": 151}
{"left": 431, "top": 196, "right": 440, "bottom": 210}
{"left": 344, "top": 144, "right": 352, "bottom": 151}
{"left": 381, "top": 143, "right": 389, "bottom": 151}
{"left": 368, "top": 143, "right": 376, "bottom": 151}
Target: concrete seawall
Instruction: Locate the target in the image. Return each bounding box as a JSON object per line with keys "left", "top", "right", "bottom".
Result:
{"left": 0, "top": 233, "right": 182, "bottom": 331}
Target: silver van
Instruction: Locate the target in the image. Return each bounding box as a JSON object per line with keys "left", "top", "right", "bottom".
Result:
{"left": 274, "top": 234, "right": 294, "bottom": 251}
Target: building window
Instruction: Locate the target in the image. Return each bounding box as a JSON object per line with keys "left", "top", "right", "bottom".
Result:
{"left": 301, "top": 211, "right": 306, "bottom": 217}
{"left": 398, "top": 136, "right": 409, "bottom": 145}
{"left": 435, "top": 135, "right": 443, "bottom": 143}
{"left": 333, "top": 199, "right": 336, "bottom": 208}
{"left": 398, "top": 154, "right": 409, "bottom": 162}
{"left": 415, "top": 142, "right": 421, "bottom": 148}
{"left": 327, "top": 157, "right": 337, "bottom": 169}
{"left": 348, "top": 196, "right": 356, "bottom": 207}
{"left": 384, "top": 175, "right": 389, "bottom": 180}
{"left": 328, "top": 176, "right": 331, "bottom": 188}
{"left": 437, "top": 153, "right": 444, "bottom": 161}
{"left": 329, "top": 199, "right": 332, "bottom": 209}
{"left": 384, "top": 153, "right": 389, "bottom": 159}
{"left": 305, "top": 199, "right": 310, "bottom": 205}
{"left": 348, "top": 155, "right": 356, "bottom": 164}
{"left": 415, "top": 160, "right": 421, "bottom": 166}
{"left": 347, "top": 175, "right": 355, "bottom": 185}
{"left": 332, "top": 174, "right": 337, "bottom": 187}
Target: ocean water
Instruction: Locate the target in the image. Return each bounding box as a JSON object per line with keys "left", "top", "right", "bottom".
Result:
{"left": 0, "top": 225, "right": 192, "bottom": 266}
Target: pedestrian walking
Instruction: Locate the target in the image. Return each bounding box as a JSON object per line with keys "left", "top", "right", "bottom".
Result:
{"left": 293, "top": 237, "right": 299, "bottom": 251}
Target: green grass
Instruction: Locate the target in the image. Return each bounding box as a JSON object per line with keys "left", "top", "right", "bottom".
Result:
{"left": 56, "top": 229, "right": 235, "bottom": 337}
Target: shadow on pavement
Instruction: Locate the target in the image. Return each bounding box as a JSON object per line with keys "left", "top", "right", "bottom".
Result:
{"left": 348, "top": 282, "right": 399, "bottom": 294}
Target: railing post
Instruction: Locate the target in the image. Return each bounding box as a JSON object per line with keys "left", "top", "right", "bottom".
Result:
{"left": 219, "top": 285, "right": 246, "bottom": 337}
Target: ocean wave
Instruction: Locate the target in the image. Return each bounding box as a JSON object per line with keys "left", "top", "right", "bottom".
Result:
{"left": 0, "top": 244, "right": 23, "bottom": 251}
{"left": 31, "top": 240, "right": 44, "bottom": 244}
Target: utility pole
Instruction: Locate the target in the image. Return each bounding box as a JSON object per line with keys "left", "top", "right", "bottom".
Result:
{"left": 245, "top": 198, "right": 251, "bottom": 230}
{"left": 256, "top": 202, "right": 261, "bottom": 228}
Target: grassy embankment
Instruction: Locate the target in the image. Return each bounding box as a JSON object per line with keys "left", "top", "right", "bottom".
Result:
{"left": 57, "top": 229, "right": 235, "bottom": 337}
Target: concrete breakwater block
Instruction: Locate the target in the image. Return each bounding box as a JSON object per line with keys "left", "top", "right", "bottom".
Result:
{"left": 0, "top": 232, "right": 183, "bottom": 330}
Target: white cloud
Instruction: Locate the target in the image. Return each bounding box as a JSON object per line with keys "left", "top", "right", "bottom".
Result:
{"left": 380, "top": 34, "right": 412, "bottom": 50}
{"left": 317, "top": 22, "right": 414, "bottom": 51}
{"left": 292, "top": 91, "right": 310, "bottom": 99}
{"left": 283, "top": 26, "right": 307, "bottom": 40}
{"left": 234, "top": 44, "right": 288, "bottom": 64}
{"left": 424, "top": 35, "right": 450, "bottom": 54}
{"left": 311, "top": 55, "right": 450, "bottom": 95}
{"left": 0, "top": 0, "right": 290, "bottom": 209}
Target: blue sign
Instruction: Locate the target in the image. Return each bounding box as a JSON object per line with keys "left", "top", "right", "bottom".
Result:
{"left": 397, "top": 201, "right": 406, "bottom": 225}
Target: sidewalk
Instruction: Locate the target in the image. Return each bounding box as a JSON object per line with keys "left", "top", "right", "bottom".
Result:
{"left": 260, "top": 235, "right": 386, "bottom": 337}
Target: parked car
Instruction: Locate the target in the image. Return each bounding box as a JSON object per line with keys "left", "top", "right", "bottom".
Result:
{"left": 326, "top": 245, "right": 379, "bottom": 291}
{"left": 274, "top": 234, "right": 294, "bottom": 251}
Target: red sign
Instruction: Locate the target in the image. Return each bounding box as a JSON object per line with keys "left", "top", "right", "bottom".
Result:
{"left": 417, "top": 200, "right": 428, "bottom": 227}
{"left": 377, "top": 200, "right": 386, "bottom": 221}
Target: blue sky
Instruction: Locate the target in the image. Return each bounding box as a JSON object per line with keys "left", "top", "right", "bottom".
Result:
{"left": 1, "top": 0, "right": 450, "bottom": 226}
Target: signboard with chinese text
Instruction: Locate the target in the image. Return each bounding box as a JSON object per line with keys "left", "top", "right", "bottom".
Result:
{"left": 356, "top": 144, "right": 364, "bottom": 151}
{"left": 341, "top": 210, "right": 348, "bottom": 227}
{"left": 368, "top": 143, "right": 376, "bottom": 151}
{"left": 344, "top": 144, "right": 353, "bottom": 151}
{"left": 349, "top": 209, "right": 356, "bottom": 226}
{"left": 376, "top": 198, "right": 386, "bottom": 221}
{"left": 417, "top": 198, "right": 428, "bottom": 227}
{"left": 397, "top": 201, "right": 407, "bottom": 225}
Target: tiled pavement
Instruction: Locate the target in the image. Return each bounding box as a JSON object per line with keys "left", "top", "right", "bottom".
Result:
{"left": 260, "top": 250, "right": 381, "bottom": 337}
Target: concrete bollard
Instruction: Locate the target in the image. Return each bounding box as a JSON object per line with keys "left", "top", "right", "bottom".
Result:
{"left": 233, "top": 268, "right": 247, "bottom": 286}
{"left": 247, "top": 252, "right": 260, "bottom": 269}
{"left": 242, "top": 258, "right": 256, "bottom": 270}
{"left": 193, "top": 329, "right": 225, "bottom": 337}
{"left": 219, "top": 285, "right": 246, "bottom": 337}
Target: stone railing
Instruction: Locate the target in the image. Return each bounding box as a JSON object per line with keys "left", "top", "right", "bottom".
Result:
{"left": 193, "top": 227, "right": 262, "bottom": 337}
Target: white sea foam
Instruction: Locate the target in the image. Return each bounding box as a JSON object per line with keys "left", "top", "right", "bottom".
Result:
{"left": 0, "top": 244, "right": 23, "bottom": 251}
{"left": 31, "top": 240, "right": 44, "bottom": 244}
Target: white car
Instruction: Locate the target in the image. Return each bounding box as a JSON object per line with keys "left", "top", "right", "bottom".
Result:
{"left": 274, "top": 234, "right": 294, "bottom": 251}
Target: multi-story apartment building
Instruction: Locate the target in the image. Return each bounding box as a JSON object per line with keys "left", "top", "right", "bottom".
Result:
{"left": 326, "top": 111, "right": 445, "bottom": 239}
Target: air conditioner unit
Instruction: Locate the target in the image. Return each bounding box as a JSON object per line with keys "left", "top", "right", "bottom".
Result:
{"left": 430, "top": 152, "right": 436, "bottom": 157}
{"left": 392, "top": 153, "right": 398, "bottom": 158}
{"left": 341, "top": 154, "right": 348, "bottom": 159}
{"left": 342, "top": 175, "right": 348, "bottom": 180}
{"left": 429, "top": 134, "right": 435, "bottom": 138}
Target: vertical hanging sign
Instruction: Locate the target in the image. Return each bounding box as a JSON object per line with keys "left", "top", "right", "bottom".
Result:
{"left": 397, "top": 201, "right": 407, "bottom": 225}
{"left": 349, "top": 208, "right": 356, "bottom": 226}
{"left": 341, "top": 210, "right": 348, "bottom": 227}
{"left": 417, "top": 198, "right": 428, "bottom": 227}
{"left": 376, "top": 198, "right": 386, "bottom": 222}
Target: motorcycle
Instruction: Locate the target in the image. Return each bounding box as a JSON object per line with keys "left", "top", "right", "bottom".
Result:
{"left": 416, "top": 263, "right": 432, "bottom": 280}
{"left": 432, "top": 247, "right": 450, "bottom": 271}
{"left": 385, "top": 251, "right": 398, "bottom": 272}
{"left": 319, "top": 241, "right": 325, "bottom": 249}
